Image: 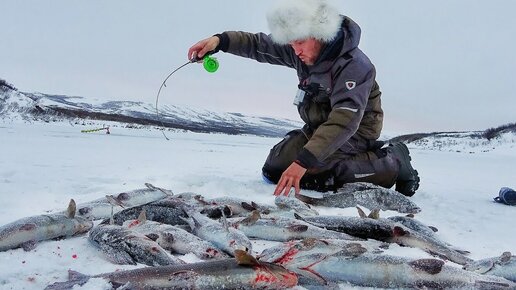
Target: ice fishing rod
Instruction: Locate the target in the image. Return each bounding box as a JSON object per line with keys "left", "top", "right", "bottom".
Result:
{"left": 155, "top": 54, "right": 219, "bottom": 140}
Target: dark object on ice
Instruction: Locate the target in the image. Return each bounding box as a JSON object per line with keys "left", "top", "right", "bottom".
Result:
{"left": 494, "top": 187, "right": 516, "bottom": 206}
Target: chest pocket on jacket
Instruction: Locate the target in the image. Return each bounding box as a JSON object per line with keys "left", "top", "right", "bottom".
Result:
{"left": 297, "top": 76, "right": 332, "bottom": 130}
{"left": 297, "top": 84, "right": 331, "bottom": 130}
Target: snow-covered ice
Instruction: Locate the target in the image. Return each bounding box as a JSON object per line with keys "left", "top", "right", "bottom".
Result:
{"left": 0, "top": 121, "right": 514, "bottom": 289}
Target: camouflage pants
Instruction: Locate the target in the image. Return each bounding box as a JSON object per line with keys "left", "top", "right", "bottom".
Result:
{"left": 262, "top": 129, "right": 399, "bottom": 191}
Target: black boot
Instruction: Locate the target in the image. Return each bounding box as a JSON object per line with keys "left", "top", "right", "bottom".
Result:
{"left": 386, "top": 142, "right": 420, "bottom": 196}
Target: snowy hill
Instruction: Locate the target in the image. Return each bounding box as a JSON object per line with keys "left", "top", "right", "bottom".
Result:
{"left": 390, "top": 128, "right": 516, "bottom": 153}
{"left": 0, "top": 79, "right": 302, "bottom": 137}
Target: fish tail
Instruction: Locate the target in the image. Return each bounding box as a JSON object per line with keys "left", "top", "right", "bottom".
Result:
{"left": 44, "top": 270, "right": 90, "bottom": 290}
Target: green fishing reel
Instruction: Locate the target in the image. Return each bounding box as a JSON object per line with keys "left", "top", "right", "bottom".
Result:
{"left": 202, "top": 55, "right": 219, "bottom": 73}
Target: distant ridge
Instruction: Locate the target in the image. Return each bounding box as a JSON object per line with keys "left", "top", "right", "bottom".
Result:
{"left": 0, "top": 79, "right": 301, "bottom": 137}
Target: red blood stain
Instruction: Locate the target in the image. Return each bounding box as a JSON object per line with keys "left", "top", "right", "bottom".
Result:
{"left": 127, "top": 220, "right": 140, "bottom": 228}
{"left": 252, "top": 265, "right": 298, "bottom": 288}
{"left": 275, "top": 248, "right": 299, "bottom": 264}
{"left": 72, "top": 254, "right": 77, "bottom": 259}
{"left": 151, "top": 247, "right": 159, "bottom": 253}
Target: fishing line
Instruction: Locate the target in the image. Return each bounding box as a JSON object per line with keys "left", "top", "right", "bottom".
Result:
{"left": 155, "top": 55, "right": 219, "bottom": 140}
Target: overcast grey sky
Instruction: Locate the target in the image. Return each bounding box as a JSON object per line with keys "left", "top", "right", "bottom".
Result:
{"left": 2, "top": 0, "right": 515, "bottom": 133}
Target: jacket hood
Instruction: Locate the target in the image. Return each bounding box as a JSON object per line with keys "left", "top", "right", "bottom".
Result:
{"left": 318, "top": 16, "right": 362, "bottom": 63}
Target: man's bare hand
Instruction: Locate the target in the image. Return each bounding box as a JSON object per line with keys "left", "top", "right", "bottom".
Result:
{"left": 188, "top": 36, "right": 220, "bottom": 61}
{"left": 273, "top": 162, "right": 307, "bottom": 196}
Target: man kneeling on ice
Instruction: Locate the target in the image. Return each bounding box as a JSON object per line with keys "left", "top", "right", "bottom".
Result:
{"left": 188, "top": 0, "right": 419, "bottom": 197}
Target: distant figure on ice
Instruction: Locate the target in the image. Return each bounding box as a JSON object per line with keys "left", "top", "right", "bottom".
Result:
{"left": 188, "top": 0, "right": 419, "bottom": 197}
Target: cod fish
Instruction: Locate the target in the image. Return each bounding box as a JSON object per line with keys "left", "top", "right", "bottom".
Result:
{"left": 295, "top": 182, "right": 421, "bottom": 214}
{"left": 72, "top": 183, "right": 172, "bottom": 221}
{"left": 464, "top": 252, "right": 516, "bottom": 282}
{"left": 123, "top": 210, "right": 228, "bottom": 260}
{"left": 45, "top": 250, "right": 298, "bottom": 290}
{"left": 295, "top": 213, "right": 473, "bottom": 265}
{"left": 0, "top": 199, "right": 93, "bottom": 252}
{"left": 88, "top": 223, "right": 184, "bottom": 266}
{"left": 228, "top": 211, "right": 359, "bottom": 242}
{"left": 262, "top": 239, "right": 515, "bottom": 289}
{"left": 182, "top": 211, "right": 253, "bottom": 256}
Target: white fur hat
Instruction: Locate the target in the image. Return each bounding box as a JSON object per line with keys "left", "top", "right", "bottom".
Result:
{"left": 266, "top": 0, "right": 343, "bottom": 45}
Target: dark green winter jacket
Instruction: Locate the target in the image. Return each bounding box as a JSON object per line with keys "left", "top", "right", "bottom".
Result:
{"left": 216, "top": 16, "right": 383, "bottom": 169}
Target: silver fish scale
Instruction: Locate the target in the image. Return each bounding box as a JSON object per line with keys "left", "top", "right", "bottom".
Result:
{"left": 274, "top": 196, "right": 319, "bottom": 216}
{"left": 276, "top": 242, "right": 515, "bottom": 289}
{"left": 464, "top": 253, "right": 516, "bottom": 282}
{"left": 297, "top": 182, "right": 421, "bottom": 214}
{"left": 45, "top": 258, "right": 298, "bottom": 290}
{"left": 123, "top": 220, "right": 228, "bottom": 259}
{"left": 108, "top": 198, "right": 189, "bottom": 226}
{"left": 72, "top": 185, "right": 171, "bottom": 221}
{"left": 297, "top": 215, "right": 474, "bottom": 265}
{"left": 228, "top": 216, "right": 359, "bottom": 242}
{"left": 186, "top": 212, "right": 252, "bottom": 256}
{"left": 0, "top": 214, "right": 92, "bottom": 252}
{"left": 387, "top": 216, "right": 438, "bottom": 238}
{"left": 88, "top": 224, "right": 182, "bottom": 266}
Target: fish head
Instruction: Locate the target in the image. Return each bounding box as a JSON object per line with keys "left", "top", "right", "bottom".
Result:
{"left": 73, "top": 217, "right": 94, "bottom": 234}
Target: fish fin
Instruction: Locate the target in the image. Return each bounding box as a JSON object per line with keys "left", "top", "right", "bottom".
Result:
{"left": 392, "top": 226, "right": 409, "bottom": 237}
{"left": 356, "top": 206, "right": 367, "bottom": 218}
{"left": 409, "top": 258, "right": 444, "bottom": 274}
{"left": 332, "top": 244, "right": 367, "bottom": 258}
{"left": 222, "top": 205, "right": 233, "bottom": 218}
{"left": 44, "top": 271, "right": 91, "bottom": 290}
{"left": 293, "top": 212, "right": 305, "bottom": 221}
{"left": 68, "top": 270, "right": 89, "bottom": 281}
{"left": 452, "top": 248, "right": 471, "bottom": 255}
{"left": 498, "top": 251, "right": 512, "bottom": 265}
{"left": 194, "top": 195, "right": 209, "bottom": 205}
{"left": 428, "top": 225, "right": 439, "bottom": 232}
{"left": 301, "top": 238, "right": 327, "bottom": 249}
{"left": 342, "top": 243, "right": 368, "bottom": 256}
{"left": 220, "top": 211, "right": 230, "bottom": 232}
{"left": 116, "top": 282, "right": 136, "bottom": 290}
{"left": 251, "top": 201, "right": 271, "bottom": 214}
{"left": 474, "top": 281, "right": 512, "bottom": 289}
{"left": 21, "top": 240, "right": 37, "bottom": 251}
{"left": 66, "top": 199, "right": 76, "bottom": 219}
{"left": 160, "top": 231, "right": 175, "bottom": 244}
{"left": 179, "top": 216, "right": 195, "bottom": 231}
{"left": 99, "top": 244, "right": 136, "bottom": 265}
{"left": 106, "top": 195, "right": 125, "bottom": 208}
{"left": 234, "top": 249, "right": 260, "bottom": 266}
{"left": 145, "top": 233, "right": 160, "bottom": 242}
{"left": 137, "top": 210, "right": 147, "bottom": 224}
{"left": 287, "top": 225, "right": 309, "bottom": 233}
{"left": 368, "top": 209, "right": 380, "bottom": 219}
{"left": 145, "top": 183, "right": 174, "bottom": 196}
{"left": 241, "top": 201, "right": 257, "bottom": 211}
{"left": 19, "top": 223, "right": 37, "bottom": 231}
{"left": 240, "top": 210, "right": 261, "bottom": 226}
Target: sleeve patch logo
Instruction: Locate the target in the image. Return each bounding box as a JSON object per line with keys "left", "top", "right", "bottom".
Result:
{"left": 345, "top": 80, "right": 357, "bottom": 90}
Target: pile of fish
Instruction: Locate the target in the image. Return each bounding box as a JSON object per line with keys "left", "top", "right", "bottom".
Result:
{"left": 0, "top": 182, "right": 514, "bottom": 289}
